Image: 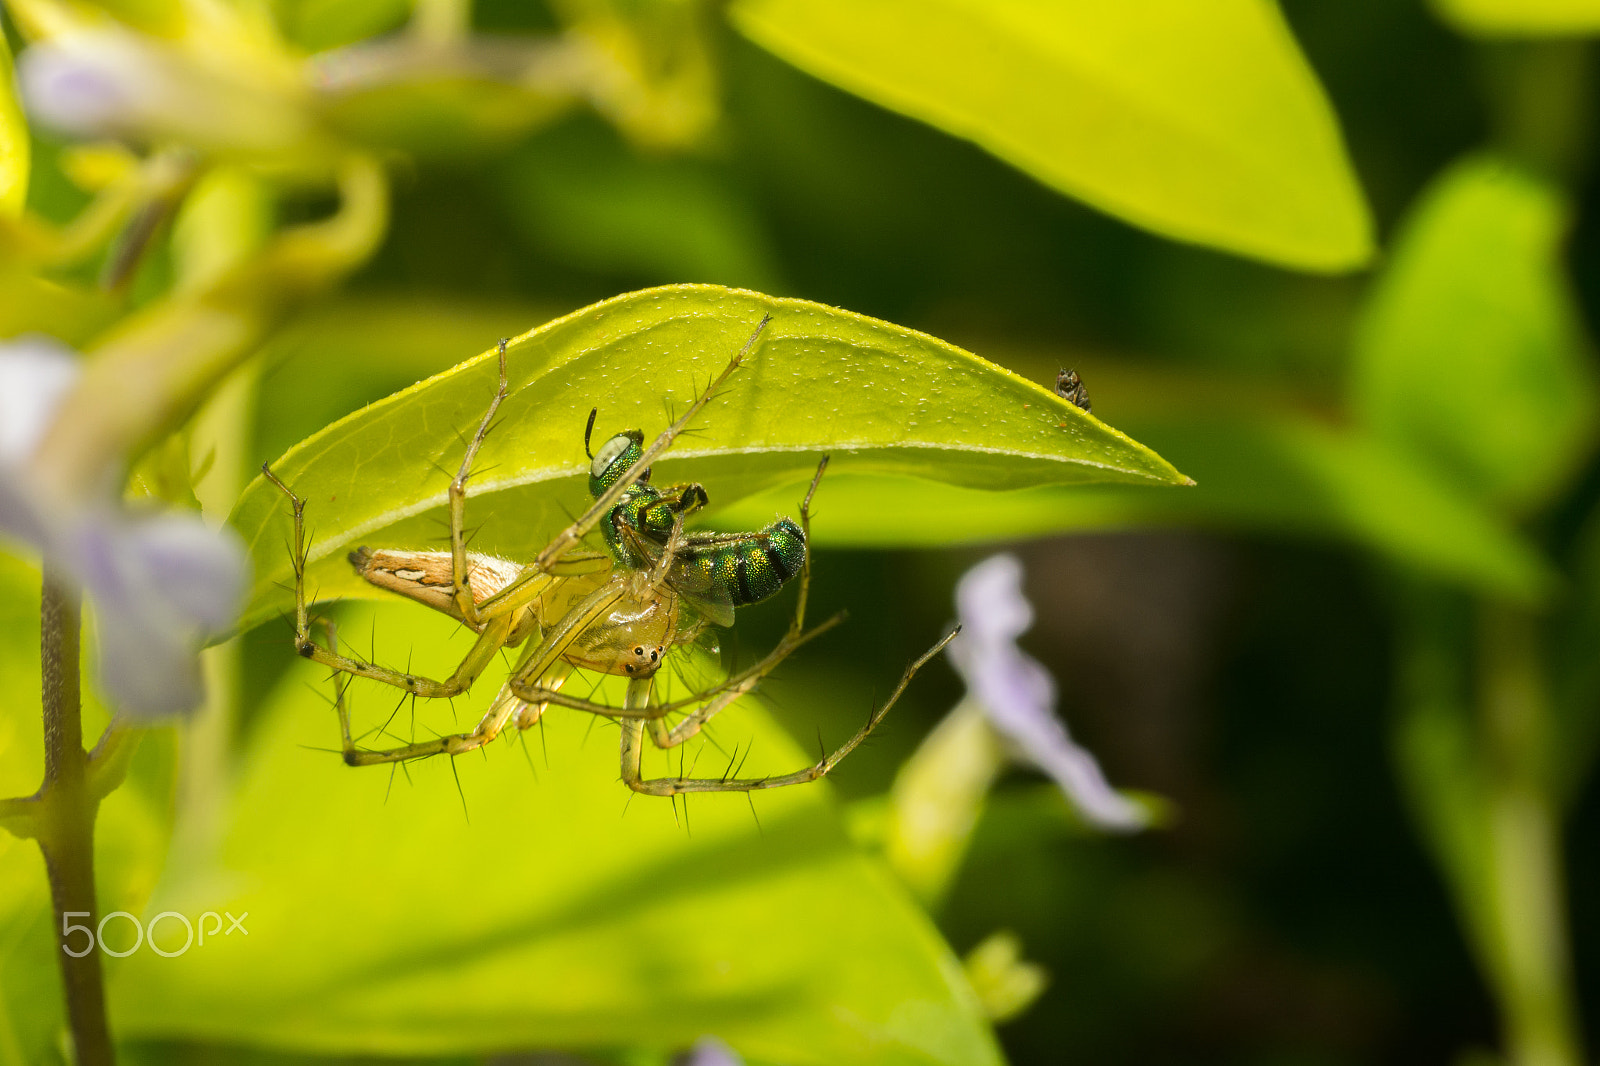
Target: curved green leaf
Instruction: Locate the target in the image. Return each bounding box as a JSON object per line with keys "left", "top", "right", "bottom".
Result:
{"left": 111, "top": 597, "right": 1003, "bottom": 1066}
{"left": 713, "top": 411, "right": 1555, "bottom": 604}
{"left": 728, "top": 0, "right": 1372, "bottom": 271}
{"left": 0, "top": 35, "right": 29, "bottom": 216}
{"left": 1351, "top": 155, "right": 1598, "bottom": 512}
{"left": 1432, "top": 0, "right": 1600, "bottom": 34}
{"left": 229, "top": 284, "right": 1187, "bottom": 633}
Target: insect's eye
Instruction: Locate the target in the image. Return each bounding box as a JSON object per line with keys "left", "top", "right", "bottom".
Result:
{"left": 590, "top": 434, "right": 633, "bottom": 479}
{"left": 588, "top": 430, "right": 645, "bottom": 487}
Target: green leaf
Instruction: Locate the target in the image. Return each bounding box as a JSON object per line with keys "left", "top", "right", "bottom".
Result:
{"left": 727, "top": 0, "right": 1372, "bottom": 271}
{"left": 712, "top": 410, "right": 1555, "bottom": 604}
{"left": 228, "top": 284, "right": 1187, "bottom": 633}
{"left": 110, "top": 597, "right": 1003, "bottom": 1066}
{"left": 1351, "top": 154, "right": 1599, "bottom": 513}
{"left": 270, "top": 0, "right": 411, "bottom": 51}
{"left": 501, "top": 120, "right": 784, "bottom": 291}
{"left": 1432, "top": 0, "right": 1600, "bottom": 35}
{"left": 0, "top": 35, "right": 29, "bottom": 216}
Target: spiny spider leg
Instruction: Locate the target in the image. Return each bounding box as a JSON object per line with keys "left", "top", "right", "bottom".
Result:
{"left": 507, "top": 458, "right": 838, "bottom": 734}
{"left": 449, "top": 338, "right": 510, "bottom": 627}
{"left": 648, "top": 457, "right": 830, "bottom": 747}
{"left": 619, "top": 627, "right": 961, "bottom": 796}
{"left": 260, "top": 314, "right": 770, "bottom": 702}
{"left": 474, "top": 314, "right": 772, "bottom": 620}
{"left": 264, "top": 464, "right": 519, "bottom": 700}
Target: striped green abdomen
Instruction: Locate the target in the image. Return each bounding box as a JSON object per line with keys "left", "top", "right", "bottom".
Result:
{"left": 688, "top": 518, "right": 806, "bottom": 607}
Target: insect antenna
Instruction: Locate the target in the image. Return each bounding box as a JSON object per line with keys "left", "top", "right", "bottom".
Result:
{"left": 584, "top": 407, "right": 599, "bottom": 459}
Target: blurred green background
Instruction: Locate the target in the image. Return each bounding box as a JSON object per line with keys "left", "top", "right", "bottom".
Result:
{"left": 6, "top": 0, "right": 1600, "bottom": 1064}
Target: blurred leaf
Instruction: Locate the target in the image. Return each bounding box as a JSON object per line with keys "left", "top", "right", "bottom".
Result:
{"left": 0, "top": 35, "right": 28, "bottom": 216}
{"left": 714, "top": 412, "right": 1556, "bottom": 604}
{"left": 321, "top": 76, "right": 575, "bottom": 158}
{"left": 728, "top": 0, "right": 1373, "bottom": 271}
{"left": 1388, "top": 584, "right": 1495, "bottom": 976}
{"left": 171, "top": 167, "right": 274, "bottom": 295}
{"left": 1351, "top": 154, "right": 1598, "bottom": 513}
{"left": 501, "top": 119, "right": 783, "bottom": 290}
{"left": 271, "top": 0, "right": 411, "bottom": 52}
{"left": 111, "top": 597, "right": 1003, "bottom": 1066}
{"left": 1549, "top": 505, "right": 1600, "bottom": 807}
{"left": 1432, "top": 0, "right": 1600, "bottom": 35}
{"left": 553, "top": 0, "right": 719, "bottom": 149}
{"left": 228, "top": 284, "right": 1187, "bottom": 633}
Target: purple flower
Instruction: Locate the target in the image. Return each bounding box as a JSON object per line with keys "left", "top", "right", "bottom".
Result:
{"left": 678, "top": 1036, "right": 743, "bottom": 1066}
{"left": 0, "top": 339, "right": 247, "bottom": 718}
{"left": 948, "top": 554, "right": 1148, "bottom": 832}
{"left": 18, "top": 29, "right": 307, "bottom": 154}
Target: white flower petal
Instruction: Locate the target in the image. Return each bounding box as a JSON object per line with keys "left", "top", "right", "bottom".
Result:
{"left": 0, "top": 336, "right": 81, "bottom": 463}
{"left": 950, "top": 554, "right": 1148, "bottom": 833}
{"left": 65, "top": 508, "right": 247, "bottom": 718}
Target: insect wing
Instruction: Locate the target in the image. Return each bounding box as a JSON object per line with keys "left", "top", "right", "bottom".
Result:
{"left": 665, "top": 554, "right": 736, "bottom": 628}
{"left": 674, "top": 575, "right": 736, "bottom": 628}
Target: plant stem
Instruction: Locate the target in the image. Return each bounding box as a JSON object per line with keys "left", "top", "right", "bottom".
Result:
{"left": 1479, "top": 604, "right": 1582, "bottom": 1066}
{"left": 37, "top": 569, "right": 115, "bottom": 1066}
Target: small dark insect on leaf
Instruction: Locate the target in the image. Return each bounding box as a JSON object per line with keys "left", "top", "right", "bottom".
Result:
{"left": 1055, "top": 368, "right": 1091, "bottom": 413}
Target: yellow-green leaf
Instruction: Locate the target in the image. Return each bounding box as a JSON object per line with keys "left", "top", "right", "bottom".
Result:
{"left": 228, "top": 285, "right": 1186, "bottom": 633}
{"left": 728, "top": 0, "right": 1373, "bottom": 271}
{"left": 111, "top": 598, "right": 1004, "bottom": 1066}
{"left": 1432, "top": 0, "right": 1600, "bottom": 34}
{"left": 0, "top": 35, "right": 29, "bottom": 215}
{"left": 1351, "top": 155, "right": 1598, "bottom": 513}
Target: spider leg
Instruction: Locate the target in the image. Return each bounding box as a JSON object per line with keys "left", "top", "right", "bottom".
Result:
{"left": 264, "top": 463, "right": 515, "bottom": 699}
{"left": 475, "top": 315, "right": 771, "bottom": 621}
{"left": 449, "top": 338, "right": 510, "bottom": 627}
{"left": 618, "top": 628, "right": 959, "bottom": 795}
